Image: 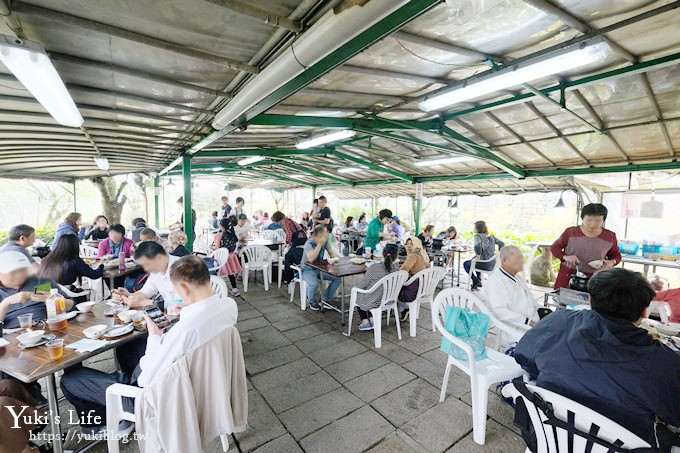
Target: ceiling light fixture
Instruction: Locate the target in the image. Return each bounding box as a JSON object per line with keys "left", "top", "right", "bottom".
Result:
{"left": 337, "top": 167, "right": 365, "bottom": 174}
{"left": 289, "top": 174, "right": 306, "bottom": 179}
{"left": 295, "top": 130, "right": 356, "bottom": 149}
{"left": 237, "top": 156, "right": 265, "bottom": 166}
{"left": 414, "top": 156, "right": 475, "bottom": 167}
{"left": 93, "top": 156, "right": 109, "bottom": 171}
{"left": 260, "top": 178, "right": 275, "bottom": 185}
{"left": 167, "top": 177, "right": 175, "bottom": 186}
{"left": 418, "top": 37, "right": 610, "bottom": 112}
{"left": 0, "top": 35, "right": 83, "bottom": 127}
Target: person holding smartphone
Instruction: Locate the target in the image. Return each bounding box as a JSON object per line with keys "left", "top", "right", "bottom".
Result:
{"left": 60, "top": 256, "right": 238, "bottom": 435}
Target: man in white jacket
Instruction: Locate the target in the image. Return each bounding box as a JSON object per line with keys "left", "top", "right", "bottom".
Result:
{"left": 484, "top": 246, "right": 539, "bottom": 329}
{"left": 60, "top": 256, "right": 238, "bottom": 435}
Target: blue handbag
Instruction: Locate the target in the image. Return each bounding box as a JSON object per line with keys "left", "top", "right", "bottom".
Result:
{"left": 440, "top": 305, "right": 490, "bottom": 361}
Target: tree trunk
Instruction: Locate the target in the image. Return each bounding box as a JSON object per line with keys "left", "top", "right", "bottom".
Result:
{"left": 133, "top": 174, "right": 149, "bottom": 222}
{"left": 91, "top": 176, "right": 128, "bottom": 224}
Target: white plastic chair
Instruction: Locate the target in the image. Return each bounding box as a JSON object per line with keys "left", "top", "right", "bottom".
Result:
{"left": 647, "top": 300, "right": 671, "bottom": 323}
{"left": 402, "top": 266, "right": 446, "bottom": 337}
{"left": 210, "top": 275, "right": 230, "bottom": 299}
{"left": 466, "top": 253, "right": 499, "bottom": 290}
{"left": 433, "top": 287, "right": 523, "bottom": 445}
{"left": 58, "top": 284, "right": 94, "bottom": 302}
{"left": 239, "top": 245, "right": 271, "bottom": 292}
{"left": 475, "top": 295, "right": 531, "bottom": 350}
{"left": 348, "top": 270, "right": 409, "bottom": 348}
{"left": 260, "top": 229, "right": 284, "bottom": 241}
{"left": 79, "top": 244, "right": 98, "bottom": 257}
{"left": 502, "top": 382, "right": 651, "bottom": 453}
{"left": 209, "top": 248, "right": 232, "bottom": 274}
{"left": 288, "top": 264, "right": 307, "bottom": 310}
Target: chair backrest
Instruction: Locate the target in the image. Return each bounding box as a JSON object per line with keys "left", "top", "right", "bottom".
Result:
{"left": 261, "top": 229, "right": 282, "bottom": 241}
{"left": 474, "top": 295, "right": 529, "bottom": 346}
{"left": 411, "top": 266, "right": 446, "bottom": 302}
{"left": 365, "top": 270, "right": 409, "bottom": 308}
{"left": 472, "top": 252, "right": 499, "bottom": 270}
{"left": 210, "top": 248, "right": 231, "bottom": 267}
{"left": 505, "top": 382, "right": 651, "bottom": 453}
{"left": 80, "top": 244, "right": 98, "bottom": 257}
{"left": 240, "top": 245, "right": 271, "bottom": 264}
{"left": 210, "top": 275, "right": 230, "bottom": 299}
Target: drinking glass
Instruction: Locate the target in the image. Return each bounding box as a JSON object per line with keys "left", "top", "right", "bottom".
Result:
{"left": 132, "top": 311, "right": 144, "bottom": 328}
{"left": 17, "top": 314, "right": 33, "bottom": 331}
{"left": 46, "top": 339, "right": 64, "bottom": 360}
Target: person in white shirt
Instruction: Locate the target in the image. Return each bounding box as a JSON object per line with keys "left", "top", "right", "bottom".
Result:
{"left": 111, "top": 241, "right": 181, "bottom": 310}
{"left": 484, "top": 246, "right": 539, "bottom": 328}
{"left": 60, "top": 255, "right": 238, "bottom": 435}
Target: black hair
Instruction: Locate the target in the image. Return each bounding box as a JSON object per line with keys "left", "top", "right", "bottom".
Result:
{"left": 94, "top": 215, "right": 109, "bottom": 224}
{"left": 110, "top": 224, "right": 126, "bottom": 235}
{"left": 345, "top": 216, "right": 353, "bottom": 227}
{"left": 378, "top": 209, "right": 393, "bottom": 220}
{"left": 271, "top": 211, "right": 285, "bottom": 223}
{"left": 382, "top": 243, "right": 399, "bottom": 272}
{"left": 39, "top": 234, "right": 79, "bottom": 282}
{"left": 8, "top": 224, "right": 35, "bottom": 241}
{"left": 133, "top": 240, "right": 167, "bottom": 260}
{"left": 139, "top": 228, "right": 158, "bottom": 239}
{"left": 131, "top": 218, "right": 146, "bottom": 227}
{"left": 219, "top": 216, "right": 236, "bottom": 230}
{"left": 235, "top": 197, "right": 244, "bottom": 204}
{"left": 318, "top": 195, "right": 327, "bottom": 202}
{"left": 170, "top": 255, "right": 210, "bottom": 286}
{"left": 177, "top": 196, "right": 183, "bottom": 204}
{"left": 474, "top": 221, "right": 488, "bottom": 234}
{"left": 211, "top": 211, "right": 218, "bottom": 217}
{"left": 588, "top": 268, "right": 655, "bottom": 322}
{"left": 358, "top": 213, "right": 366, "bottom": 223}
{"left": 424, "top": 224, "right": 434, "bottom": 233}
{"left": 581, "top": 203, "right": 608, "bottom": 221}
{"left": 312, "top": 225, "right": 326, "bottom": 237}
{"left": 313, "top": 198, "right": 319, "bottom": 204}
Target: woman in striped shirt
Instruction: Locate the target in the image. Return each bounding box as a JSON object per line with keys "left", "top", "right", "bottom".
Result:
{"left": 355, "top": 243, "right": 401, "bottom": 331}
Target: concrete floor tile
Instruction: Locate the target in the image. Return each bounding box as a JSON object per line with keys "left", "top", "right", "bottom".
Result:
{"left": 282, "top": 321, "right": 333, "bottom": 343}
{"left": 251, "top": 357, "right": 320, "bottom": 390}
{"left": 258, "top": 303, "right": 300, "bottom": 322}
{"left": 299, "top": 406, "right": 395, "bottom": 453}
{"left": 344, "top": 363, "right": 416, "bottom": 402}
{"left": 401, "top": 398, "right": 473, "bottom": 452}
{"left": 371, "top": 378, "right": 441, "bottom": 428}
{"left": 308, "top": 339, "right": 367, "bottom": 367}
{"left": 460, "top": 389, "right": 520, "bottom": 434}
{"left": 402, "top": 357, "right": 471, "bottom": 398}
{"left": 272, "top": 312, "right": 319, "bottom": 331}
{"left": 358, "top": 338, "right": 418, "bottom": 364}
{"left": 239, "top": 309, "right": 263, "bottom": 321}
{"left": 245, "top": 344, "right": 304, "bottom": 375}
{"left": 237, "top": 316, "right": 271, "bottom": 333}
{"left": 366, "top": 429, "right": 427, "bottom": 453}
{"left": 446, "top": 419, "right": 525, "bottom": 453}
{"left": 278, "top": 388, "right": 364, "bottom": 440}
{"left": 242, "top": 325, "right": 292, "bottom": 357}
{"left": 234, "top": 390, "right": 287, "bottom": 452}
{"left": 251, "top": 433, "right": 302, "bottom": 453}
{"left": 324, "top": 350, "right": 390, "bottom": 383}
{"left": 258, "top": 369, "right": 341, "bottom": 413}
{"left": 295, "top": 330, "right": 348, "bottom": 355}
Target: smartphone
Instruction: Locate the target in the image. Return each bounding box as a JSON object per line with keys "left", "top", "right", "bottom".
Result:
{"left": 34, "top": 282, "right": 52, "bottom": 293}
{"left": 144, "top": 305, "right": 169, "bottom": 329}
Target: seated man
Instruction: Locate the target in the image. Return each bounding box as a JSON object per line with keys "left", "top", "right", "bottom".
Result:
{"left": 514, "top": 268, "right": 680, "bottom": 450}
{"left": 0, "top": 251, "right": 74, "bottom": 329}
{"left": 112, "top": 241, "right": 181, "bottom": 312}
{"left": 301, "top": 226, "right": 341, "bottom": 311}
{"left": 61, "top": 255, "right": 238, "bottom": 435}
{"left": 484, "top": 246, "right": 539, "bottom": 329}
{"left": 0, "top": 224, "right": 40, "bottom": 274}
{"left": 139, "top": 227, "right": 170, "bottom": 251}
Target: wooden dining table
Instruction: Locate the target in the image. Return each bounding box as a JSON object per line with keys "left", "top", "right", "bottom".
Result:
{"left": 0, "top": 304, "right": 146, "bottom": 453}
{"left": 306, "top": 257, "right": 368, "bottom": 331}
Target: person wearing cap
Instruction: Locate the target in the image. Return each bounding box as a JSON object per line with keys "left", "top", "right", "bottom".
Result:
{"left": 0, "top": 251, "right": 73, "bottom": 329}
{"left": 362, "top": 209, "right": 396, "bottom": 254}
{"left": 234, "top": 213, "right": 253, "bottom": 243}
{"left": 389, "top": 216, "right": 405, "bottom": 241}
{"left": 0, "top": 224, "right": 39, "bottom": 273}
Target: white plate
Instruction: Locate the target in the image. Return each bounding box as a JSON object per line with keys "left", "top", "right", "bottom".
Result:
{"left": 62, "top": 311, "right": 79, "bottom": 320}
{"left": 103, "top": 324, "right": 134, "bottom": 338}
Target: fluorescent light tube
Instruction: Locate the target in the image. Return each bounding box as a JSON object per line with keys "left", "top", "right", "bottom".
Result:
{"left": 0, "top": 35, "right": 83, "bottom": 127}
{"left": 414, "top": 156, "right": 475, "bottom": 167}
{"left": 289, "top": 174, "right": 306, "bottom": 178}
{"left": 296, "top": 130, "right": 356, "bottom": 149}
{"left": 238, "top": 156, "right": 265, "bottom": 166}
{"left": 337, "top": 167, "right": 364, "bottom": 173}
{"left": 260, "top": 178, "right": 275, "bottom": 185}
{"left": 93, "top": 156, "right": 110, "bottom": 171}
{"left": 419, "top": 37, "right": 610, "bottom": 112}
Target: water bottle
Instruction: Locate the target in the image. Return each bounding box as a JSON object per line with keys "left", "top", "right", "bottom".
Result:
{"left": 118, "top": 251, "right": 126, "bottom": 272}
{"left": 46, "top": 289, "right": 58, "bottom": 319}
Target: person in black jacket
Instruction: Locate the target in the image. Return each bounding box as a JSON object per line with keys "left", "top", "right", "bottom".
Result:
{"left": 84, "top": 215, "right": 110, "bottom": 241}
{"left": 39, "top": 234, "right": 104, "bottom": 301}
{"left": 514, "top": 268, "right": 680, "bottom": 451}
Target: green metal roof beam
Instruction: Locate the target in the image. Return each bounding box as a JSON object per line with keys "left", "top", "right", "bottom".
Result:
{"left": 331, "top": 149, "right": 413, "bottom": 182}
{"left": 276, "top": 162, "right": 353, "bottom": 186}
{"left": 193, "top": 148, "right": 329, "bottom": 158}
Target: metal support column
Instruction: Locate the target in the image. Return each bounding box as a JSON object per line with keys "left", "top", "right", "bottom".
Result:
{"left": 311, "top": 184, "right": 317, "bottom": 200}
{"left": 414, "top": 196, "right": 422, "bottom": 234}
{"left": 72, "top": 178, "right": 77, "bottom": 212}
{"left": 153, "top": 177, "right": 160, "bottom": 228}
{"left": 182, "top": 154, "right": 193, "bottom": 251}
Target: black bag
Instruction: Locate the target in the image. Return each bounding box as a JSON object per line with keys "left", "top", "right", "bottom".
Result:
{"left": 34, "top": 246, "right": 50, "bottom": 259}
{"left": 399, "top": 280, "right": 419, "bottom": 302}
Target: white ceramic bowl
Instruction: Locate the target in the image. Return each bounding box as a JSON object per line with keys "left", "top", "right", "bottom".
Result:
{"left": 83, "top": 324, "right": 107, "bottom": 339}
{"left": 656, "top": 323, "right": 680, "bottom": 336}
{"left": 76, "top": 302, "right": 96, "bottom": 313}
{"left": 117, "top": 310, "right": 138, "bottom": 323}
{"left": 17, "top": 329, "right": 45, "bottom": 346}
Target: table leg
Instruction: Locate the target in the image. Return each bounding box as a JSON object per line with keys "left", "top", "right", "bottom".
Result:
{"left": 46, "top": 373, "right": 64, "bottom": 453}
{"left": 340, "top": 276, "right": 345, "bottom": 326}
{"left": 643, "top": 264, "right": 650, "bottom": 278}
{"left": 456, "top": 252, "right": 462, "bottom": 287}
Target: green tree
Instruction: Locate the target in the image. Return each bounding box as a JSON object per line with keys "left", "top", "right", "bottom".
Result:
{"left": 91, "top": 176, "right": 128, "bottom": 224}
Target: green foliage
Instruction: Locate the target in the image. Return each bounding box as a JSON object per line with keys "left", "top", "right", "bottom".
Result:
{"left": 0, "top": 225, "right": 55, "bottom": 246}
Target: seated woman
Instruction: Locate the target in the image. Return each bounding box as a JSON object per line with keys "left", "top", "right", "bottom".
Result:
{"left": 97, "top": 224, "right": 135, "bottom": 258}
{"left": 84, "top": 215, "right": 109, "bottom": 241}
{"left": 212, "top": 217, "right": 242, "bottom": 297}
{"left": 354, "top": 243, "right": 400, "bottom": 331}
{"left": 417, "top": 225, "right": 435, "bottom": 249}
{"left": 389, "top": 217, "right": 405, "bottom": 242}
{"left": 39, "top": 234, "right": 104, "bottom": 301}
{"left": 167, "top": 230, "right": 190, "bottom": 257}
{"left": 355, "top": 213, "right": 368, "bottom": 233}
{"left": 463, "top": 221, "right": 504, "bottom": 291}
{"left": 397, "top": 237, "right": 430, "bottom": 321}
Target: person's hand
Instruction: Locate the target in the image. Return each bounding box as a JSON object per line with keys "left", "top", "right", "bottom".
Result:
{"left": 4, "top": 292, "right": 31, "bottom": 305}
{"left": 111, "top": 288, "right": 130, "bottom": 302}
{"left": 563, "top": 255, "right": 580, "bottom": 266}
{"left": 32, "top": 291, "right": 50, "bottom": 303}
{"left": 143, "top": 315, "right": 162, "bottom": 336}
{"left": 599, "top": 260, "right": 616, "bottom": 271}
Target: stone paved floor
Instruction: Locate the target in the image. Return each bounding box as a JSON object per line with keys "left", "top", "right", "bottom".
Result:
{"left": 50, "top": 279, "right": 527, "bottom": 452}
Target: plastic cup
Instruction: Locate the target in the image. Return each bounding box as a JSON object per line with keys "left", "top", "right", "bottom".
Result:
{"left": 18, "top": 314, "right": 33, "bottom": 331}
{"left": 46, "top": 317, "right": 67, "bottom": 331}
{"left": 46, "top": 339, "right": 64, "bottom": 360}
{"left": 132, "top": 311, "right": 144, "bottom": 328}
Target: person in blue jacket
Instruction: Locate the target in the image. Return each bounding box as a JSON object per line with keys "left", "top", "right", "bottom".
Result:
{"left": 51, "top": 212, "right": 82, "bottom": 250}
{"left": 514, "top": 268, "right": 680, "bottom": 451}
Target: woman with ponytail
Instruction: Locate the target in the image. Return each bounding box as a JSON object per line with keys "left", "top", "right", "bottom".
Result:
{"left": 354, "top": 243, "right": 401, "bottom": 331}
